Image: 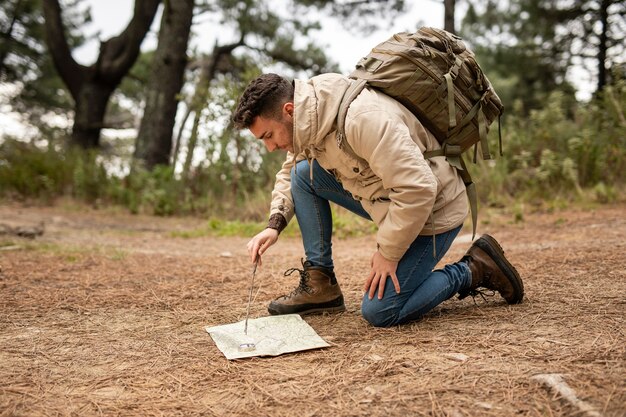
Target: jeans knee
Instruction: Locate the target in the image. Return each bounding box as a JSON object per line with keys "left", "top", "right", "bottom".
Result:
{"left": 361, "top": 299, "right": 399, "bottom": 328}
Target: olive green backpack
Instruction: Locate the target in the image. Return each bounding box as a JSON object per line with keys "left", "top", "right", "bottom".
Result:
{"left": 336, "top": 27, "right": 504, "bottom": 238}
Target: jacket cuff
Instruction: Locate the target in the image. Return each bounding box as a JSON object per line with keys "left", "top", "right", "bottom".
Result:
{"left": 267, "top": 213, "right": 288, "bottom": 234}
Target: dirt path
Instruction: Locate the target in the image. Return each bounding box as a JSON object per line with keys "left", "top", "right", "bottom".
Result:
{"left": 1, "top": 203, "right": 624, "bottom": 416}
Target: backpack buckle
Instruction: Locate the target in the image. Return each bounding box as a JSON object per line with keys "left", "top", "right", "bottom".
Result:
{"left": 443, "top": 144, "right": 463, "bottom": 170}
{"left": 357, "top": 56, "right": 383, "bottom": 73}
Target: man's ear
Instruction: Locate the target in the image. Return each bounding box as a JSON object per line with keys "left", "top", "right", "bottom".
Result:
{"left": 283, "top": 102, "right": 294, "bottom": 118}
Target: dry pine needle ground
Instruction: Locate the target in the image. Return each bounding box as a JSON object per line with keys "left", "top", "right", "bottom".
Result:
{"left": 0, "top": 203, "right": 624, "bottom": 416}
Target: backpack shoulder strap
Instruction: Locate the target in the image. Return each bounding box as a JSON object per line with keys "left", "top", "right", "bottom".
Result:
{"left": 336, "top": 79, "right": 368, "bottom": 154}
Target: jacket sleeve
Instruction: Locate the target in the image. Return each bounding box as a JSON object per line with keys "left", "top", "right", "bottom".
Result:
{"left": 345, "top": 109, "right": 437, "bottom": 261}
{"left": 269, "top": 152, "right": 297, "bottom": 227}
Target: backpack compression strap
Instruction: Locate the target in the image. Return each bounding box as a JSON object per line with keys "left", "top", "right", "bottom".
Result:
{"left": 336, "top": 79, "right": 368, "bottom": 150}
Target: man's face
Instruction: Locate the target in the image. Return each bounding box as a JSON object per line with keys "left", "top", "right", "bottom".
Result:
{"left": 249, "top": 102, "right": 294, "bottom": 154}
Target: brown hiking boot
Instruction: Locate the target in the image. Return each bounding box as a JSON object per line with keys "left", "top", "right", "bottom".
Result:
{"left": 458, "top": 234, "right": 524, "bottom": 304}
{"left": 268, "top": 260, "right": 346, "bottom": 315}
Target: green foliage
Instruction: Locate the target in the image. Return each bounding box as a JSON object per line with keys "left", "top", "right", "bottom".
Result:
{"left": 1, "top": 78, "right": 624, "bottom": 234}
{"left": 1, "top": 132, "right": 379, "bottom": 238}
{"left": 72, "top": 152, "right": 109, "bottom": 202}
{"left": 0, "top": 139, "right": 72, "bottom": 201}
{"left": 469, "top": 79, "right": 626, "bottom": 207}
{"left": 1, "top": 0, "right": 90, "bottom": 133}
{"left": 462, "top": 0, "right": 624, "bottom": 110}
{"left": 0, "top": 135, "right": 276, "bottom": 219}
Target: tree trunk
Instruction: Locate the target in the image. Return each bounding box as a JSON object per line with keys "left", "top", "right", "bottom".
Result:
{"left": 42, "top": 0, "right": 160, "bottom": 149}
{"left": 72, "top": 81, "right": 115, "bottom": 148}
{"left": 171, "top": 104, "right": 193, "bottom": 168}
{"left": 231, "top": 130, "right": 240, "bottom": 203}
{"left": 596, "top": 0, "right": 609, "bottom": 93}
{"left": 444, "top": 0, "right": 456, "bottom": 33}
{"left": 177, "top": 39, "right": 245, "bottom": 177}
{"left": 134, "top": 0, "right": 194, "bottom": 170}
{"left": 181, "top": 112, "right": 201, "bottom": 180}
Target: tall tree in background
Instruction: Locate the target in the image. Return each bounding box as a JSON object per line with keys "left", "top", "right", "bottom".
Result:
{"left": 462, "top": 0, "right": 625, "bottom": 110}
{"left": 571, "top": 0, "right": 624, "bottom": 92}
{"left": 134, "top": 0, "right": 194, "bottom": 169}
{"left": 133, "top": 0, "right": 406, "bottom": 173}
{"left": 42, "top": 0, "right": 160, "bottom": 148}
{"left": 7, "top": 0, "right": 406, "bottom": 170}
{"left": 171, "top": 0, "right": 341, "bottom": 179}
{"left": 444, "top": 0, "right": 456, "bottom": 33}
{"left": 1, "top": 0, "right": 48, "bottom": 80}
{"left": 1, "top": 0, "right": 88, "bottom": 137}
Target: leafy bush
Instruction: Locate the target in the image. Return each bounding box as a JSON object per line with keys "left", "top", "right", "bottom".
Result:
{"left": 470, "top": 79, "right": 626, "bottom": 207}
{"left": 1, "top": 80, "right": 624, "bottom": 227}
{"left": 0, "top": 140, "right": 72, "bottom": 201}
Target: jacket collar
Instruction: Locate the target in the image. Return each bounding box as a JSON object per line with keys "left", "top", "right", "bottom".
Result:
{"left": 292, "top": 74, "right": 352, "bottom": 157}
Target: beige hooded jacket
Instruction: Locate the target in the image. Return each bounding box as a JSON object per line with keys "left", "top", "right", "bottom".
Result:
{"left": 269, "top": 73, "right": 468, "bottom": 262}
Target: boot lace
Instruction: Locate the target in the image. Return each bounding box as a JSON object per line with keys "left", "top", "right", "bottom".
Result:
{"left": 464, "top": 288, "right": 497, "bottom": 305}
{"left": 283, "top": 264, "right": 313, "bottom": 296}
{"left": 468, "top": 270, "right": 497, "bottom": 304}
{"left": 459, "top": 258, "right": 496, "bottom": 304}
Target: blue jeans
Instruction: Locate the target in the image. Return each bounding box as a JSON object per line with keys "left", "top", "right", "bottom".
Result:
{"left": 291, "top": 159, "right": 472, "bottom": 327}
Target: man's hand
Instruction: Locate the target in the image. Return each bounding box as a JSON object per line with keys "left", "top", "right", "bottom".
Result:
{"left": 364, "top": 251, "right": 400, "bottom": 300}
{"left": 246, "top": 228, "right": 279, "bottom": 264}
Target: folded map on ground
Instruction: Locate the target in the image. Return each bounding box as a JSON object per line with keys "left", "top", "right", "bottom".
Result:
{"left": 206, "top": 314, "right": 330, "bottom": 360}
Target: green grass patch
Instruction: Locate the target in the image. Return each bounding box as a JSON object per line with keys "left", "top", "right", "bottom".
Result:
{"left": 17, "top": 240, "right": 128, "bottom": 262}
{"left": 170, "top": 218, "right": 265, "bottom": 238}
{"left": 170, "top": 207, "right": 377, "bottom": 239}
{"left": 0, "top": 239, "right": 17, "bottom": 248}
{"left": 20, "top": 241, "right": 86, "bottom": 262}
{"left": 109, "top": 249, "right": 128, "bottom": 261}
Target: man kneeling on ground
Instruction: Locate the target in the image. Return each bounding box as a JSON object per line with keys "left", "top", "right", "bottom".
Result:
{"left": 233, "top": 73, "right": 524, "bottom": 328}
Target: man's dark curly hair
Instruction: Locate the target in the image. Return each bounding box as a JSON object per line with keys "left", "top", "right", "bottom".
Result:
{"left": 232, "top": 73, "right": 294, "bottom": 129}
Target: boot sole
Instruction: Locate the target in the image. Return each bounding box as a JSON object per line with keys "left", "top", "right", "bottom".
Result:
{"left": 475, "top": 234, "right": 524, "bottom": 304}
{"left": 268, "top": 296, "right": 346, "bottom": 316}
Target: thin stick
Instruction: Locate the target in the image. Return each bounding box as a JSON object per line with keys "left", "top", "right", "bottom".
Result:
{"left": 531, "top": 374, "right": 603, "bottom": 417}
{"left": 243, "top": 259, "right": 258, "bottom": 335}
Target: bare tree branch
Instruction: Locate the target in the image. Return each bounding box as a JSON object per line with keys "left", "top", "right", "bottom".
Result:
{"left": 42, "top": 0, "right": 85, "bottom": 98}
{"left": 97, "top": 0, "right": 161, "bottom": 82}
